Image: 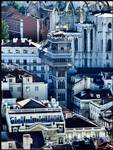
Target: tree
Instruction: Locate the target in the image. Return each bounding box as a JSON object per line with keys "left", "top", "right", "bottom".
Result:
{"left": 19, "top": 6, "right": 26, "bottom": 15}
{"left": 1, "top": 19, "right": 9, "bottom": 41}
{"left": 7, "top": 1, "right": 19, "bottom": 10}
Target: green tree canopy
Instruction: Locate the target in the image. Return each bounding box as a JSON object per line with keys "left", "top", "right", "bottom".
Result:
{"left": 1, "top": 19, "right": 9, "bottom": 41}
{"left": 7, "top": 1, "right": 19, "bottom": 10}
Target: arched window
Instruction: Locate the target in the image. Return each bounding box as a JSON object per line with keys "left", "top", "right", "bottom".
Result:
{"left": 106, "top": 54, "right": 109, "bottom": 60}
{"left": 90, "top": 29, "right": 93, "bottom": 50}
{"left": 108, "top": 22, "right": 111, "bottom": 29}
{"left": 84, "top": 29, "right": 87, "bottom": 51}
{"left": 58, "top": 93, "right": 65, "bottom": 101}
{"left": 74, "top": 38, "right": 78, "bottom": 51}
{"left": 62, "top": 80, "right": 65, "bottom": 89}
{"left": 107, "top": 39, "right": 112, "bottom": 51}
{"left": 58, "top": 80, "right": 65, "bottom": 89}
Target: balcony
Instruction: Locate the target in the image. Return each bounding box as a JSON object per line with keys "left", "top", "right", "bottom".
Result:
{"left": 46, "top": 51, "right": 72, "bottom": 59}
{"left": 47, "top": 61, "right": 72, "bottom": 67}
{"left": 48, "top": 36, "right": 70, "bottom": 43}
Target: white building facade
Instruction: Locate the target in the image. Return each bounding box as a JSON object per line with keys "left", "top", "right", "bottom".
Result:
{"left": 1, "top": 38, "right": 48, "bottom": 80}
{"left": 48, "top": 1, "right": 113, "bottom": 68}
{"left": 1, "top": 65, "right": 48, "bottom": 100}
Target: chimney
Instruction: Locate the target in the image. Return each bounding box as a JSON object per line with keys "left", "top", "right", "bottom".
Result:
{"left": 29, "top": 39, "right": 32, "bottom": 45}
{"left": 1, "top": 40, "right": 4, "bottom": 45}
{"left": 13, "top": 38, "right": 18, "bottom": 43}
{"left": 86, "top": 77, "right": 91, "bottom": 89}
{"left": 80, "top": 7, "right": 84, "bottom": 23}
{"left": 23, "top": 134, "right": 33, "bottom": 149}
{"left": 21, "top": 38, "right": 26, "bottom": 43}
{"left": 20, "top": 19, "right": 23, "bottom": 38}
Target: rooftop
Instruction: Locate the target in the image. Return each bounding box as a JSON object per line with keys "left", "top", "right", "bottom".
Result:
{"left": 2, "top": 90, "right": 12, "bottom": 99}
{"left": 2, "top": 64, "right": 47, "bottom": 83}
{"left": 75, "top": 89, "right": 112, "bottom": 100}
{"left": 97, "top": 13, "right": 113, "bottom": 17}
{"left": 1, "top": 131, "right": 45, "bottom": 149}
{"left": 2, "top": 39, "right": 35, "bottom": 47}
{"left": 65, "top": 114, "right": 97, "bottom": 128}
{"left": 16, "top": 98, "right": 47, "bottom": 109}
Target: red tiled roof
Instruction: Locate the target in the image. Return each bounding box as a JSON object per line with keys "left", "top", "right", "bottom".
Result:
{"left": 2, "top": 6, "right": 38, "bottom": 41}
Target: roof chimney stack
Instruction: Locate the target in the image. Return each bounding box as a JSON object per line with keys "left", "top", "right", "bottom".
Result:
{"left": 23, "top": 134, "right": 33, "bottom": 149}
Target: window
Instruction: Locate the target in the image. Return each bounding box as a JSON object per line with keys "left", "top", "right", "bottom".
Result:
{"left": 106, "top": 54, "right": 109, "bottom": 60}
{"left": 8, "top": 49, "right": 12, "bottom": 53}
{"left": 41, "top": 74, "right": 44, "bottom": 79}
{"left": 58, "top": 93, "right": 65, "bottom": 101}
{"left": 107, "top": 63, "right": 110, "bottom": 67}
{"left": 23, "top": 49, "right": 28, "bottom": 54}
{"left": 8, "top": 59, "right": 12, "bottom": 64}
{"left": 58, "top": 71, "right": 65, "bottom": 77}
{"left": 41, "top": 66, "right": 44, "bottom": 71}
{"left": 16, "top": 59, "right": 20, "bottom": 64}
{"left": 17, "top": 87, "right": 21, "bottom": 92}
{"left": 2, "top": 60, "right": 4, "bottom": 63}
{"left": 67, "top": 43, "right": 71, "bottom": 49}
{"left": 26, "top": 78, "right": 30, "bottom": 82}
{"left": 49, "top": 75, "right": 52, "bottom": 79}
{"left": 85, "top": 58, "right": 87, "bottom": 67}
{"left": 58, "top": 80, "right": 65, "bottom": 89}
{"left": 84, "top": 29, "right": 87, "bottom": 51}
{"left": 33, "top": 60, "right": 37, "bottom": 65}
{"left": 61, "top": 47, "right": 64, "bottom": 51}
{"left": 8, "top": 143, "right": 13, "bottom": 149}
{"left": 51, "top": 43, "right": 58, "bottom": 50}
{"left": 35, "top": 97, "right": 39, "bottom": 100}
{"left": 107, "top": 39, "right": 112, "bottom": 51}
{"left": 108, "top": 22, "right": 111, "bottom": 29}
{"left": 59, "top": 137, "right": 63, "bottom": 144}
{"left": 74, "top": 38, "right": 78, "bottom": 51}
{"left": 23, "top": 59, "right": 27, "bottom": 65}
{"left": 9, "top": 79, "right": 12, "bottom": 82}
{"left": 33, "top": 66, "right": 36, "bottom": 71}
{"left": 35, "top": 86, "right": 39, "bottom": 91}
{"left": 26, "top": 87, "right": 30, "bottom": 92}
{"left": 9, "top": 87, "right": 13, "bottom": 92}
{"left": 16, "top": 49, "right": 20, "bottom": 53}
{"left": 90, "top": 29, "right": 93, "bottom": 50}
{"left": 24, "top": 66, "right": 27, "bottom": 70}
{"left": 101, "top": 39, "right": 103, "bottom": 50}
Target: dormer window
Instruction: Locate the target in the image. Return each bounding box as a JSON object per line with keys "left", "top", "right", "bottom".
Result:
{"left": 27, "top": 78, "right": 30, "bottom": 82}
{"left": 9, "top": 79, "right": 12, "bottom": 82}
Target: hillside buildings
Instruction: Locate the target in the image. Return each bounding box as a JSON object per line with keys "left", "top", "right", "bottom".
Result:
{"left": 1, "top": 38, "right": 48, "bottom": 80}
{"left": 1, "top": 64, "right": 48, "bottom": 100}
